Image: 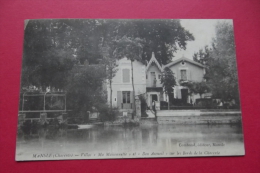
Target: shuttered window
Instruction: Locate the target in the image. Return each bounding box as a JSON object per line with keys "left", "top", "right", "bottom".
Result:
{"left": 180, "top": 70, "right": 187, "bottom": 80}
{"left": 122, "top": 69, "right": 130, "bottom": 83}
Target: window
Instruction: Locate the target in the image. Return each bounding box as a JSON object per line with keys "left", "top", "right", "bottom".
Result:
{"left": 151, "top": 72, "right": 156, "bottom": 79}
{"left": 122, "top": 91, "right": 131, "bottom": 103}
{"left": 122, "top": 69, "right": 130, "bottom": 83}
{"left": 151, "top": 72, "right": 156, "bottom": 86}
{"left": 180, "top": 70, "right": 187, "bottom": 80}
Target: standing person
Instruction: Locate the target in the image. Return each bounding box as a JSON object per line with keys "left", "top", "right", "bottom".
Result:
{"left": 152, "top": 100, "right": 157, "bottom": 120}
{"left": 152, "top": 100, "right": 155, "bottom": 112}
{"left": 218, "top": 100, "right": 223, "bottom": 109}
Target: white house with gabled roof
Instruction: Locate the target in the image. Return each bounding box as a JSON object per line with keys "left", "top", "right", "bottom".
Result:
{"left": 163, "top": 56, "right": 206, "bottom": 105}
{"left": 107, "top": 57, "right": 146, "bottom": 113}
{"left": 107, "top": 53, "right": 205, "bottom": 112}
{"left": 145, "top": 53, "right": 164, "bottom": 109}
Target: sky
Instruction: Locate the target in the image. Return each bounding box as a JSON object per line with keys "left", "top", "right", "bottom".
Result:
{"left": 174, "top": 19, "right": 233, "bottom": 60}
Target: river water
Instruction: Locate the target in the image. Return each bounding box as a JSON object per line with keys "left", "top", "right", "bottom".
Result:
{"left": 16, "top": 123, "right": 244, "bottom": 160}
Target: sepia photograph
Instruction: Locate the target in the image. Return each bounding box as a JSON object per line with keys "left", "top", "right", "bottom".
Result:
{"left": 16, "top": 19, "right": 244, "bottom": 161}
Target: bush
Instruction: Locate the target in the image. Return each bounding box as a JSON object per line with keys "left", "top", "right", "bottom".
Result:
{"left": 160, "top": 101, "right": 168, "bottom": 107}
{"left": 171, "top": 99, "right": 192, "bottom": 106}
{"left": 195, "top": 98, "right": 213, "bottom": 108}
{"left": 98, "top": 104, "right": 120, "bottom": 121}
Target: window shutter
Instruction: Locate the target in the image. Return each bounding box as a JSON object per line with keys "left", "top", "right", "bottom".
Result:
{"left": 189, "top": 69, "right": 191, "bottom": 80}
{"left": 117, "top": 91, "right": 122, "bottom": 108}
{"left": 122, "top": 69, "right": 130, "bottom": 83}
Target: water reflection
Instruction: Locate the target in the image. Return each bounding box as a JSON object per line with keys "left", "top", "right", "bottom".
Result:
{"left": 17, "top": 124, "right": 244, "bottom": 156}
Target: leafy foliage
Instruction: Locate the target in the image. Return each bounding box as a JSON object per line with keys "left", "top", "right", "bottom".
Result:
{"left": 161, "top": 67, "right": 177, "bottom": 97}
{"left": 161, "top": 67, "right": 177, "bottom": 109}
{"left": 65, "top": 65, "right": 107, "bottom": 114}
{"left": 113, "top": 36, "right": 144, "bottom": 62}
{"left": 180, "top": 80, "right": 209, "bottom": 98}
{"left": 133, "top": 19, "right": 195, "bottom": 64}
{"left": 193, "top": 46, "right": 211, "bottom": 67}
{"left": 99, "top": 41, "right": 119, "bottom": 108}
{"left": 207, "top": 22, "right": 239, "bottom": 103}
{"left": 22, "top": 19, "right": 194, "bottom": 90}
{"left": 192, "top": 22, "right": 239, "bottom": 104}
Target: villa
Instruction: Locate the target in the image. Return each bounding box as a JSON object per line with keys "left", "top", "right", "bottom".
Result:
{"left": 107, "top": 53, "right": 205, "bottom": 112}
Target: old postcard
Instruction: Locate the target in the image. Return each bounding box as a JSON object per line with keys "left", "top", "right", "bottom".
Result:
{"left": 16, "top": 19, "right": 244, "bottom": 161}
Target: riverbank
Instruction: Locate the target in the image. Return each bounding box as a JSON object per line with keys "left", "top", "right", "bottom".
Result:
{"left": 156, "top": 110, "right": 242, "bottom": 125}
{"left": 103, "top": 109, "right": 242, "bottom": 126}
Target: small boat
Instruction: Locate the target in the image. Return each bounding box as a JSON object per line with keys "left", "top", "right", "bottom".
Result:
{"left": 77, "top": 124, "right": 95, "bottom": 129}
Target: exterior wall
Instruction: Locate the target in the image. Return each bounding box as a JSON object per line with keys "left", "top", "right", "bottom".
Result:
{"left": 166, "top": 61, "right": 205, "bottom": 103}
{"left": 146, "top": 65, "right": 163, "bottom": 88}
{"left": 108, "top": 57, "right": 146, "bottom": 109}
{"left": 168, "top": 61, "right": 204, "bottom": 83}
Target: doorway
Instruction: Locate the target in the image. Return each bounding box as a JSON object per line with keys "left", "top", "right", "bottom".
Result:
{"left": 150, "top": 94, "right": 158, "bottom": 109}
{"left": 181, "top": 89, "right": 188, "bottom": 104}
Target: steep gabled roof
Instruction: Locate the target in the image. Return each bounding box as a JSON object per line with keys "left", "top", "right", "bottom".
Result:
{"left": 146, "top": 52, "right": 163, "bottom": 72}
{"left": 163, "top": 56, "right": 205, "bottom": 69}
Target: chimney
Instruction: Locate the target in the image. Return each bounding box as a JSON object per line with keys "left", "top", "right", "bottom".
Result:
{"left": 151, "top": 52, "right": 155, "bottom": 59}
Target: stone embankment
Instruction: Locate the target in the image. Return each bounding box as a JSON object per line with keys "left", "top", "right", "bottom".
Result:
{"left": 156, "top": 110, "right": 242, "bottom": 125}
{"left": 104, "top": 110, "right": 242, "bottom": 126}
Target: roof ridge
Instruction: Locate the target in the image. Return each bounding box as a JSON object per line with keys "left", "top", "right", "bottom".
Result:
{"left": 164, "top": 56, "right": 204, "bottom": 68}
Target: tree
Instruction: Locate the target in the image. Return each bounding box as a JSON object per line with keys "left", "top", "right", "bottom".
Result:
{"left": 21, "top": 47, "right": 76, "bottom": 90}
{"left": 98, "top": 20, "right": 123, "bottom": 109}
{"left": 66, "top": 65, "right": 107, "bottom": 115}
{"left": 99, "top": 46, "right": 118, "bottom": 109}
{"left": 205, "top": 22, "right": 239, "bottom": 104}
{"left": 180, "top": 80, "right": 209, "bottom": 98}
{"left": 192, "top": 21, "right": 239, "bottom": 105}
{"left": 22, "top": 19, "right": 105, "bottom": 90}
{"left": 94, "top": 19, "right": 195, "bottom": 65}
{"left": 161, "top": 67, "right": 177, "bottom": 110}
{"left": 113, "top": 36, "right": 144, "bottom": 118}
{"left": 22, "top": 19, "right": 194, "bottom": 90}
{"left": 193, "top": 46, "right": 211, "bottom": 67}
{"left": 192, "top": 81, "right": 209, "bottom": 98}
{"left": 134, "top": 19, "right": 195, "bottom": 64}
{"left": 193, "top": 22, "right": 240, "bottom": 105}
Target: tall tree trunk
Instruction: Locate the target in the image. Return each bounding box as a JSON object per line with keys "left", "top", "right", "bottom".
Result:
{"left": 167, "top": 94, "right": 170, "bottom": 110}
{"left": 109, "top": 79, "right": 112, "bottom": 109}
{"left": 131, "top": 61, "right": 136, "bottom": 119}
